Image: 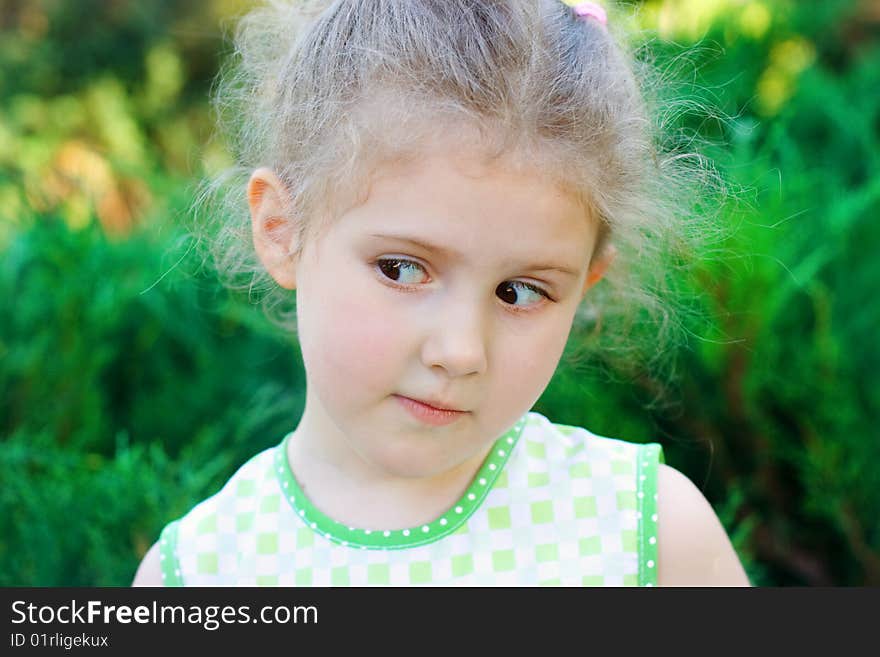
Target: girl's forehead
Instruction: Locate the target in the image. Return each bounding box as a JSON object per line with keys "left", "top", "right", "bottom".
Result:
{"left": 371, "top": 149, "right": 587, "bottom": 219}
{"left": 345, "top": 112, "right": 589, "bottom": 201}
{"left": 329, "top": 151, "right": 597, "bottom": 269}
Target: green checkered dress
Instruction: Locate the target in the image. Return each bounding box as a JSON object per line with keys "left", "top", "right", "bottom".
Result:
{"left": 158, "top": 410, "right": 664, "bottom": 586}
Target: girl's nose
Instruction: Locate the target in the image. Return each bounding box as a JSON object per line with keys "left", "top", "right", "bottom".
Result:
{"left": 420, "top": 298, "right": 489, "bottom": 378}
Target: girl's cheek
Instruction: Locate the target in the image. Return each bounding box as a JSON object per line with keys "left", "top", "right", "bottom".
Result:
{"left": 316, "top": 277, "right": 408, "bottom": 383}
{"left": 498, "top": 321, "right": 571, "bottom": 401}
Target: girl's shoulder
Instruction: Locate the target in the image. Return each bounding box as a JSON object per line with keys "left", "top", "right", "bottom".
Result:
{"left": 512, "top": 411, "right": 664, "bottom": 584}
{"left": 521, "top": 411, "right": 749, "bottom": 586}
{"left": 144, "top": 442, "right": 282, "bottom": 586}
{"left": 520, "top": 410, "right": 664, "bottom": 473}
{"left": 174, "top": 443, "right": 280, "bottom": 528}
{"left": 179, "top": 440, "right": 280, "bottom": 511}
{"left": 654, "top": 464, "right": 751, "bottom": 586}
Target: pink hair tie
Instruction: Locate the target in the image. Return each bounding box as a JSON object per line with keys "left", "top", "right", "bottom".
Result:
{"left": 572, "top": 2, "right": 607, "bottom": 26}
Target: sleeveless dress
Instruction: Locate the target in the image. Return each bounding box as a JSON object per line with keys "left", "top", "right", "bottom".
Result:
{"left": 158, "top": 410, "right": 664, "bottom": 586}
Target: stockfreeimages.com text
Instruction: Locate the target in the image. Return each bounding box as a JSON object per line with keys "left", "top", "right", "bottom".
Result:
{"left": 11, "top": 600, "right": 317, "bottom": 631}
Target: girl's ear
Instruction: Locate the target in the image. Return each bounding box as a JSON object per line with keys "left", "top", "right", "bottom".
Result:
{"left": 249, "top": 167, "right": 299, "bottom": 290}
{"left": 581, "top": 243, "right": 616, "bottom": 299}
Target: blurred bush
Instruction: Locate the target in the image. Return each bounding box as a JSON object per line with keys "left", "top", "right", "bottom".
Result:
{"left": 1, "top": 0, "right": 878, "bottom": 585}
{"left": 545, "top": 0, "right": 880, "bottom": 586}
{"left": 0, "top": 214, "right": 305, "bottom": 585}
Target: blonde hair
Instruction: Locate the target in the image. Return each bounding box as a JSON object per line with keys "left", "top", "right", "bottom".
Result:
{"left": 189, "top": 0, "right": 728, "bottom": 379}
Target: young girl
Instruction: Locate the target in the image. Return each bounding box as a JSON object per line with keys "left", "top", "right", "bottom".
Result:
{"left": 134, "top": 0, "right": 749, "bottom": 586}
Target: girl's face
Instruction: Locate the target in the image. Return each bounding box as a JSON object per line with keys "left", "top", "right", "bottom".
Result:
{"left": 254, "top": 151, "right": 603, "bottom": 482}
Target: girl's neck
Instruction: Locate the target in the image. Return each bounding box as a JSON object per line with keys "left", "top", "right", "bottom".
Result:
{"left": 285, "top": 414, "right": 493, "bottom": 531}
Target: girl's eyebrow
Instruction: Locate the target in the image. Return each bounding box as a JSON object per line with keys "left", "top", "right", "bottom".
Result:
{"left": 368, "top": 233, "right": 580, "bottom": 278}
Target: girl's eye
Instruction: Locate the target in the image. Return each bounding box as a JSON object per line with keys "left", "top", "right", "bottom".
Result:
{"left": 496, "top": 281, "right": 550, "bottom": 310}
{"left": 375, "top": 257, "right": 551, "bottom": 310}
{"left": 376, "top": 258, "right": 429, "bottom": 285}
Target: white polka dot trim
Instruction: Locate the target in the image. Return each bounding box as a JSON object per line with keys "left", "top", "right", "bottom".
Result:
{"left": 636, "top": 443, "right": 663, "bottom": 587}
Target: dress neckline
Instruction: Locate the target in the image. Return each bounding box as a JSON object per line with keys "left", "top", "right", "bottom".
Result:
{"left": 272, "top": 413, "right": 530, "bottom": 550}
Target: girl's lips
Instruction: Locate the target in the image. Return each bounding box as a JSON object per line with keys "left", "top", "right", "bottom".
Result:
{"left": 394, "top": 395, "right": 469, "bottom": 427}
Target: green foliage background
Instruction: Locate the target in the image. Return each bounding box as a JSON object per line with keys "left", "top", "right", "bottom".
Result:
{"left": 1, "top": 0, "right": 878, "bottom": 586}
